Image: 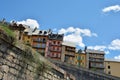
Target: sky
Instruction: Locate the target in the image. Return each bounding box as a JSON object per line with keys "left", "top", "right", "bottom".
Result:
{"left": 0, "top": 0, "right": 120, "bottom": 60}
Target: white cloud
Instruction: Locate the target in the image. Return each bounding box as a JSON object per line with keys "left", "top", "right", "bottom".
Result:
{"left": 102, "top": 5, "right": 120, "bottom": 13}
{"left": 105, "top": 51, "right": 110, "bottom": 54}
{"left": 58, "top": 27, "right": 97, "bottom": 47}
{"left": 88, "top": 45, "right": 110, "bottom": 54}
{"left": 88, "top": 45, "right": 107, "bottom": 51}
{"left": 64, "top": 33, "right": 85, "bottom": 47}
{"left": 108, "top": 39, "right": 120, "bottom": 50}
{"left": 17, "top": 19, "right": 40, "bottom": 29}
{"left": 114, "top": 55, "right": 120, "bottom": 60}
{"left": 58, "top": 27, "right": 97, "bottom": 37}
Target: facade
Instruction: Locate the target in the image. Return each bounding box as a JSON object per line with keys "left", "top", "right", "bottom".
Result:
{"left": 22, "top": 27, "right": 32, "bottom": 45}
{"left": 31, "top": 30, "right": 51, "bottom": 56}
{"left": 46, "top": 33, "right": 64, "bottom": 60}
{"left": 85, "top": 49, "right": 105, "bottom": 72}
{"left": 61, "top": 41, "right": 76, "bottom": 64}
{"left": 74, "top": 50, "right": 86, "bottom": 67}
{"left": 22, "top": 28, "right": 52, "bottom": 56}
{"left": 104, "top": 59, "right": 120, "bottom": 77}
{"left": 9, "top": 22, "right": 25, "bottom": 40}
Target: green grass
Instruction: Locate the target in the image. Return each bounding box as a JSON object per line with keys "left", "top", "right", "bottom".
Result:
{"left": 0, "top": 23, "right": 15, "bottom": 38}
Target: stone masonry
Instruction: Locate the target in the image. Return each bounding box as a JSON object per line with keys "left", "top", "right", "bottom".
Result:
{"left": 0, "top": 36, "right": 75, "bottom": 80}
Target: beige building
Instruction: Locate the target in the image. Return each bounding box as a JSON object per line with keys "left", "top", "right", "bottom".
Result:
{"left": 61, "top": 41, "right": 76, "bottom": 64}
{"left": 104, "top": 59, "right": 120, "bottom": 77}
{"left": 85, "top": 49, "right": 105, "bottom": 72}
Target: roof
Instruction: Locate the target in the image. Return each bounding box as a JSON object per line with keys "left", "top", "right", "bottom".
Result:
{"left": 62, "top": 41, "right": 76, "bottom": 47}
{"left": 105, "top": 59, "right": 120, "bottom": 63}
{"left": 86, "top": 49, "right": 105, "bottom": 54}
{"left": 32, "top": 30, "right": 51, "bottom": 36}
{"left": 48, "top": 33, "right": 64, "bottom": 41}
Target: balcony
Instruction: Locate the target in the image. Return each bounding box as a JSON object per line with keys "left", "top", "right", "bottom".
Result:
{"left": 65, "top": 52, "right": 75, "bottom": 57}
{"left": 33, "top": 39, "right": 46, "bottom": 43}
{"left": 89, "top": 54, "right": 104, "bottom": 59}
{"left": 49, "top": 43, "right": 61, "bottom": 46}
{"left": 32, "top": 45, "right": 46, "bottom": 49}
{"left": 49, "top": 49, "right": 61, "bottom": 52}
{"left": 90, "top": 64, "right": 104, "bottom": 69}
{"left": 89, "top": 58, "right": 104, "bottom": 62}
{"left": 65, "top": 48, "right": 75, "bottom": 52}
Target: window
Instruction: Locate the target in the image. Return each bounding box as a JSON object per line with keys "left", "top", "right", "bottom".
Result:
{"left": 53, "top": 41, "right": 56, "bottom": 44}
{"left": 58, "top": 41, "right": 60, "bottom": 45}
{"left": 37, "top": 44, "right": 41, "bottom": 48}
{"left": 108, "top": 65, "right": 110, "bottom": 69}
{"left": 42, "top": 44, "right": 46, "bottom": 48}
{"left": 108, "top": 71, "right": 111, "bottom": 74}
{"left": 57, "top": 47, "right": 59, "bottom": 51}
{"left": 28, "top": 36, "right": 30, "bottom": 39}
{"left": 43, "top": 38, "right": 46, "bottom": 42}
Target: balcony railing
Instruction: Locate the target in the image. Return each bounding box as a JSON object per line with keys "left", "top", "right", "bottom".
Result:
{"left": 65, "top": 53, "right": 75, "bottom": 56}
{"left": 33, "top": 39, "right": 46, "bottom": 43}
{"left": 90, "top": 64, "right": 104, "bottom": 69}
{"left": 89, "top": 59, "right": 104, "bottom": 62}
{"left": 32, "top": 45, "right": 45, "bottom": 49}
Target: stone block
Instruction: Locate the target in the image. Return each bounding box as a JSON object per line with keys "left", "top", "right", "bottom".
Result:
{"left": 6, "top": 55, "right": 13, "bottom": 62}
{"left": 9, "top": 51, "right": 17, "bottom": 58}
{"left": 0, "top": 52, "right": 3, "bottom": 57}
{"left": 1, "top": 65, "right": 9, "bottom": 73}
{"left": 0, "top": 72, "right": 3, "bottom": 79}
{"left": 28, "top": 65, "right": 33, "bottom": 71}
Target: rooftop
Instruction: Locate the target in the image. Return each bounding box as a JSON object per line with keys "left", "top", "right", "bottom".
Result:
{"left": 86, "top": 49, "right": 105, "bottom": 54}
{"left": 105, "top": 59, "right": 120, "bottom": 63}
{"left": 48, "top": 33, "right": 64, "bottom": 41}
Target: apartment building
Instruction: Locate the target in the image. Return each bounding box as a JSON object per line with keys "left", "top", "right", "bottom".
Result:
{"left": 22, "top": 27, "right": 52, "bottom": 56}
{"left": 104, "top": 59, "right": 120, "bottom": 77}
{"left": 61, "top": 41, "right": 76, "bottom": 64}
{"left": 46, "top": 33, "right": 64, "bottom": 60}
{"left": 74, "top": 50, "right": 86, "bottom": 67}
{"left": 85, "top": 49, "right": 105, "bottom": 72}
{"left": 31, "top": 30, "right": 51, "bottom": 56}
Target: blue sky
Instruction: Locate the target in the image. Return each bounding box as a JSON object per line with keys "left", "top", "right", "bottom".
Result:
{"left": 0, "top": 0, "right": 120, "bottom": 60}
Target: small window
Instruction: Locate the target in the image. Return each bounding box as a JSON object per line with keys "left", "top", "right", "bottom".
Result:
{"left": 58, "top": 41, "right": 60, "bottom": 44}
{"left": 53, "top": 41, "right": 56, "bottom": 44}
{"left": 44, "top": 31, "right": 47, "bottom": 34}
{"left": 108, "top": 71, "right": 111, "bottom": 74}
{"left": 108, "top": 65, "right": 110, "bottom": 69}
{"left": 28, "top": 36, "right": 30, "bottom": 39}
{"left": 39, "top": 31, "right": 42, "bottom": 34}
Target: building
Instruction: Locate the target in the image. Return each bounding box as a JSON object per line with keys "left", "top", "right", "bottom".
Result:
{"left": 46, "top": 33, "right": 64, "bottom": 60}
{"left": 61, "top": 41, "right": 76, "bottom": 64}
{"left": 22, "top": 27, "right": 32, "bottom": 45}
{"left": 104, "top": 59, "right": 120, "bottom": 77}
{"left": 85, "top": 49, "right": 105, "bottom": 72}
{"left": 74, "top": 50, "right": 86, "bottom": 67}
{"left": 31, "top": 29, "right": 51, "bottom": 56}
{"left": 22, "top": 27, "right": 52, "bottom": 56}
{"left": 9, "top": 22, "right": 25, "bottom": 40}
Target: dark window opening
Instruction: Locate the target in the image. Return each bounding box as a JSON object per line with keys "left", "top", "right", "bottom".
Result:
{"left": 108, "top": 65, "right": 110, "bottom": 69}
{"left": 108, "top": 71, "right": 111, "bottom": 74}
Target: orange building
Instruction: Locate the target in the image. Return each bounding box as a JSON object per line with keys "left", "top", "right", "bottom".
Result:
{"left": 31, "top": 30, "right": 51, "bottom": 56}
{"left": 22, "top": 28, "right": 52, "bottom": 56}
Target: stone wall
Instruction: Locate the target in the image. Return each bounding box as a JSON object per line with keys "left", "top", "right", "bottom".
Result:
{"left": 0, "top": 37, "right": 72, "bottom": 80}
{"left": 51, "top": 59, "right": 120, "bottom": 80}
